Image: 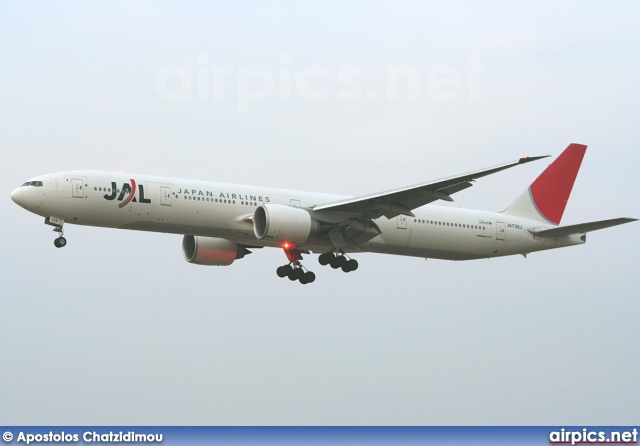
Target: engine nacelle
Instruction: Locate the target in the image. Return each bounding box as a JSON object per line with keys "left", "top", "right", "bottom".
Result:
{"left": 253, "top": 203, "right": 317, "bottom": 244}
{"left": 182, "top": 236, "right": 246, "bottom": 266}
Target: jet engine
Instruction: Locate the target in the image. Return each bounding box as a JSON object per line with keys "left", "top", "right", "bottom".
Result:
{"left": 253, "top": 203, "right": 318, "bottom": 244}
{"left": 182, "top": 235, "right": 249, "bottom": 266}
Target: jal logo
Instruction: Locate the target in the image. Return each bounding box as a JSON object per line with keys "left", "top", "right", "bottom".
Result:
{"left": 103, "top": 179, "right": 151, "bottom": 208}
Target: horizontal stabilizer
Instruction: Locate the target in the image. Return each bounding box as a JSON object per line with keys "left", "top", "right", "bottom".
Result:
{"left": 529, "top": 218, "right": 637, "bottom": 237}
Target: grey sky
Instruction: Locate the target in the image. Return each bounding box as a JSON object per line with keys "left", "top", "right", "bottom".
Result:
{"left": 1, "top": 1, "right": 638, "bottom": 425}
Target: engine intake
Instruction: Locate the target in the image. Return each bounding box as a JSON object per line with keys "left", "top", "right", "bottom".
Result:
{"left": 182, "top": 236, "right": 248, "bottom": 266}
{"left": 253, "top": 203, "right": 317, "bottom": 244}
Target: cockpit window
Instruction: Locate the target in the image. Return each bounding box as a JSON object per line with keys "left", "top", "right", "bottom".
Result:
{"left": 21, "top": 181, "right": 43, "bottom": 187}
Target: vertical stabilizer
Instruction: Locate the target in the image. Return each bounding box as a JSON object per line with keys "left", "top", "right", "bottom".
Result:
{"left": 502, "top": 143, "right": 587, "bottom": 225}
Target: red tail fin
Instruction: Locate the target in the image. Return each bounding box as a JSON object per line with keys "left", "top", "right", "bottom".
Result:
{"left": 503, "top": 143, "right": 586, "bottom": 225}
{"left": 530, "top": 143, "right": 586, "bottom": 224}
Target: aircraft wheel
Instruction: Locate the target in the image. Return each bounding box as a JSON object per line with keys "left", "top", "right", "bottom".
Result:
{"left": 305, "top": 271, "right": 316, "bottom": 283}
{"left": 54, "top": 237, "right": 67, "bottom": 248}
{"left": 318, "top": 252, "right": 335, "bottom": 266}
{"left": 346, "top": 259, "right": 358, "bottom": 272}
{"left": 331, "top": 255, "right": 346, "bottom": 269}
{"left": 276, "top": 265, "right": 290, "bottom": 278}
{"left": 289, "top": 268, "right": 304, "bottom": 281}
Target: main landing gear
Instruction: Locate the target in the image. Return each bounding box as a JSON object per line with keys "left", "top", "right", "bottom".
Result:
{"left": 318, "top": 252, "right": 358, "bottom": 273}
{"left": 276, "top": 264, "right": 316, "bottom": 284}
{"left": 276, "top": 248, "right": 316, "bottom": 284}
{"left": 276, "top": 248, "right": 359, "bottom": 284}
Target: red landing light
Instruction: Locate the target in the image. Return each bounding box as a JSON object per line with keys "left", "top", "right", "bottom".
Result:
{"left": 282, "top": 242, "right": 291, "bottom": 250}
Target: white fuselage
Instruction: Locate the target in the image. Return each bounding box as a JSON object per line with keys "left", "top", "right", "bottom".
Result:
{"left": 12, "top": 171, "right": 585, "bottom": 260}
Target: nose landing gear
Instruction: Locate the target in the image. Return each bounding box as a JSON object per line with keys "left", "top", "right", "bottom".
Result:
{"left": 45, "top": 217, "right": 67, "bottom": 248}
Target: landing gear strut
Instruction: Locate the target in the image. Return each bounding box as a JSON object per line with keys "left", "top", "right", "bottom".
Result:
{"left": 318, "top": 252, "right": 358, "bottom": 272}
{"left": 276, "top": 246, "right": 316, "bottom": 284}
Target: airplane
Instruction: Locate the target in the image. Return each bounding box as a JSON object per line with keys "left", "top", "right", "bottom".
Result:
{"left": 10, "top": 143, "right": 636, "bottom": 284}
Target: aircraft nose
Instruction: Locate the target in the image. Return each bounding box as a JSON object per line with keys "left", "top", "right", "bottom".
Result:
{"left": 11, "top": 187, "right": 24, "bottom": 206}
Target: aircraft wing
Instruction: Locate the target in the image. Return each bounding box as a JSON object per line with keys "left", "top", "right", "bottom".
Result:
{"left": 313, "top": 155, "right": 550, "bottom": 219}
{"left": 529, "top": 218, "right": 638, "bottom": 237}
